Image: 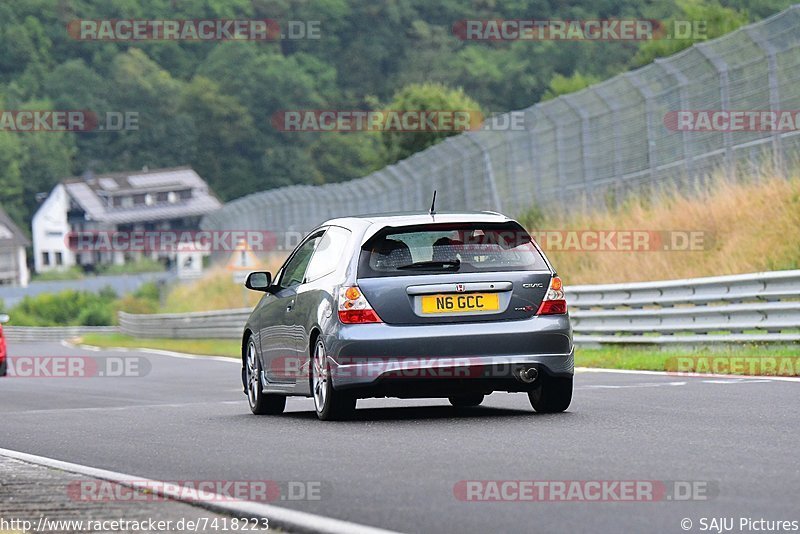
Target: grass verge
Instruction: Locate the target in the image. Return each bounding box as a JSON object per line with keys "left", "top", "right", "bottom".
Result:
{"left": 576, "top": 345, "right": 800, "bottom": 376}
{"left": 78, "top": 333, "right": 240, "bottom": 358}
{"left": 77, "top": 334, "right": 798, "bottom": 376}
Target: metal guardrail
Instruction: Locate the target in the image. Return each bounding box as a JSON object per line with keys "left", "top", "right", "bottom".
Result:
{"left": 3, "top": 326, "right": 118, "bottom": 342}
{"left": 567, "top": 269, "right": 800, "bottom": 344}
{"left": 114, "top": 270, "right": 800, "bottom": 345}
{"left": 118, "top": 309, "right": 250, "bottom": 340}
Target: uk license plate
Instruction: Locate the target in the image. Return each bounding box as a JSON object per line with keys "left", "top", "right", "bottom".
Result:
{"left": 420, "top": 293, "right": 500, "bottom": 314}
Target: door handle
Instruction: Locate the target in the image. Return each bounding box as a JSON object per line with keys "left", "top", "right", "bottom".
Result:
{"left": 286, "top": 299, "right": 295, "bottom": 312}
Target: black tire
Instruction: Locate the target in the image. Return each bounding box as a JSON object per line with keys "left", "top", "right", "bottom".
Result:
{"left": 528, "top": 375, "right": 572, "bottom": 413}
{"left": 448, "top": 394, "right": 484, "bottom": 407}
{"left": 245, "top": 338, "right": 286, "bottom": 415}
{"left": 312, "top": 339, "right": 355, "bottom": 421}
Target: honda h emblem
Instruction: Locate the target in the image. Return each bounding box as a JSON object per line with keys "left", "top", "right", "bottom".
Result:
{"left": 455, "top": 283, "right": 466, "bottom": 292}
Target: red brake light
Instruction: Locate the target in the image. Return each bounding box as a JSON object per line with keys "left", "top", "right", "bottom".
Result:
{"left": 536, "top": 276, "right": 567, "bottom": 316}
{"left": 337, "top": 309, "right": 382, "bottom": 324}
{"left": 338, "top": 286, "right": 383, "bottom": 324}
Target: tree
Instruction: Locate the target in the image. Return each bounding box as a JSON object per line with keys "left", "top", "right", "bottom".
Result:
{"left": 380, "top": 83, "right": 481, "bottom": 165}
{"left": 542, "top": 72, "right": 600, "bottom": 101}
{"left": 634, "top": 0, "right": 750, "bottom": 66}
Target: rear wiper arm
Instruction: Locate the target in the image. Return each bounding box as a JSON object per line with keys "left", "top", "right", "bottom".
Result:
{"left": 396, "top": 259, "right": 461, "bottom": 271}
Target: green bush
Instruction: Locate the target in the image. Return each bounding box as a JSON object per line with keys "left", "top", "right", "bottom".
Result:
{"left": 77, "top": 303, "right": 114, "bottom": 326}
{"left": 8, "top": 288, "right": 118, "bottom": 326}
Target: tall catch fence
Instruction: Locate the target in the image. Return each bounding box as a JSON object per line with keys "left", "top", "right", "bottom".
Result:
{"left": 203, "top": 6, "right": 800, "bottom": 242}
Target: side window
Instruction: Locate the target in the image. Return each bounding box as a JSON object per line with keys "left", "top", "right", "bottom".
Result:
{"left": 277, "top": 233, "right": 323, "bottom": 290}
{"left": 305, "top": 227, "right": 351, "bottom": 282}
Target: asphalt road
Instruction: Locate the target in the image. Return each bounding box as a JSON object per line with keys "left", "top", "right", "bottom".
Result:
{"left": 2, "top": 341, "right": 799, "bottom": 534}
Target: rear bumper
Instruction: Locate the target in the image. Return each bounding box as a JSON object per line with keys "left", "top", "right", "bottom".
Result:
{"left": 325, "top": 315, "right": 573, "bottom": 392}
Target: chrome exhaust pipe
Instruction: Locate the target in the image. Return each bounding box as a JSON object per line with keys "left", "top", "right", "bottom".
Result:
{"left": 517, "top": 367, "right": 538, "bottom": 383}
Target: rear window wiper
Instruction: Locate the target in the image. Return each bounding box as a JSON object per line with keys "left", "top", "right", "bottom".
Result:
{"left": 396, "top": 259, "right": 461, "bottom": 271}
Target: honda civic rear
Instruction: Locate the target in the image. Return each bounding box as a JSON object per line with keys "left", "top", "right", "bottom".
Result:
{"left": 242, "top": 211, "right": 574, "bottom": 420}
{"left": 327, "top": 217, "right": 573, "bottom": 408}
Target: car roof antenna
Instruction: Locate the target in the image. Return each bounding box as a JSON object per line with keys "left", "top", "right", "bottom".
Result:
{"left": 429, "top": 190, "right": 437, "bottom": 216}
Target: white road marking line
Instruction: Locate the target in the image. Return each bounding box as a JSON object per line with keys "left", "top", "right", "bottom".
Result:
{"left": 62, "top": 339, "right": 239, "bottom": 363}
{"left": 581, "top": 381, "right": 687, "bottom": 390}
{"left": 0, "top": 448, "right": 401, "bottom": 534}
{"left": 575, "top": 367, "right": 800, "bottom": 382}
{"left": 702, "top": 378, "right": 771, "bottom": 384}
{"left": 4, "top": 401, "right": 242, "bottom": 415}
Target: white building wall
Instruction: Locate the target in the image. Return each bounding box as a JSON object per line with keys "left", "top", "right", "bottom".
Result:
{"left": 32, "top": 184, "right": 75, "bottom": 272}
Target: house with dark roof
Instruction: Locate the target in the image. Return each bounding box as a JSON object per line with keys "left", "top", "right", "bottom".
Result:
{"left": 0, "top": 206, "right": 29, "bottom": 286}
{"left": 32, "top": 166, "right": 222, "bottom": 273}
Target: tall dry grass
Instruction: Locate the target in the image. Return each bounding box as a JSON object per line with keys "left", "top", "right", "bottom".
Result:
{"left": 162, "top": 255, "right": 286, "bottom": 312}
{"left": 161, "top": 170, "right": 800, "bottom": 311}
{"left": 540, "top": 170, "right": 800, "bottom": 284}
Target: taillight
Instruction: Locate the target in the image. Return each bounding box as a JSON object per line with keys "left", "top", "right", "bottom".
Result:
{"left": 338, "top": 286, "right": 383, "bottom": 324}
{"left": 536, "top": 276, "right": 567, "bottom": 315}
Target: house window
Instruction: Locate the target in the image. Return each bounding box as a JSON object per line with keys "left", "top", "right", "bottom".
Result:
{"left": 121, "top": 197, "right": 133, "bottom": 208}
{"left": 42, "top": 251, "right": 50, "bottom": 266}
{"left": 55, "top": 252, "right": 63, "bottom": 266}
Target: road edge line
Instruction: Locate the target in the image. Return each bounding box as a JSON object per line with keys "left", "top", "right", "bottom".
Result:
{"left": 575, "top": 366, "right": 800, "bottom": 382}
{"left": 0, "top": 448, "right": 401, "bottom": 534}
{"left": 61, "top": 339, "right": 238, "bottom": 363}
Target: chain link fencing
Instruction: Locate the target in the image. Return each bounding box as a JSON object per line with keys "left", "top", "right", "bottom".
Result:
{"left": 202, "top": 6, "right": 800, "bottom": 244}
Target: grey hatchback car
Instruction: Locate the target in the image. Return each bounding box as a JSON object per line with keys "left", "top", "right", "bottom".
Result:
{"left": 241, "top": 211, "right": 573, "bottom": 420}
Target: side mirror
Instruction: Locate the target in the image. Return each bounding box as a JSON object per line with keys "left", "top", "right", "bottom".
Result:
{"left": 0, "top": 314, "right": 8, "bottom": 324}
{"left": 245, "top": 271, "right": 272, "bottom": 292}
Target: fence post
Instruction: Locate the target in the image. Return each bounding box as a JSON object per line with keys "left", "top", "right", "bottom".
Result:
{"left": 696, "top": 43, "right": 734, "bottom": 181}
{"left": 539, "top": 105, "right": 568, "bottom": 207}
{"left": 466, "top": 134, "right": 503, "bottom": 212}
{"left": 624, "top": 71, "right": 658, "bottom": 189}
{"left": 564, "top": 93, "right": 594, "bottom": 208}
{"left": 526, "top": 108, "right": 544, "bottom": 203}
{"left": 593, "top": 83, "right": 624, "bottom": 204}
{"left": 746, "top": 26, "right": 785, "bottom": 177}
{"left": 450, "top": 138, "right": 474, "bottom": 210}
{"left": 656, "top": 59, "right": 694, "bottom": 187}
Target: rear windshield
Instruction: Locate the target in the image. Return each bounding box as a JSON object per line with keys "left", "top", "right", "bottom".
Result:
{"left": 358, "top": 222, "right": 549, "bottom": 277}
